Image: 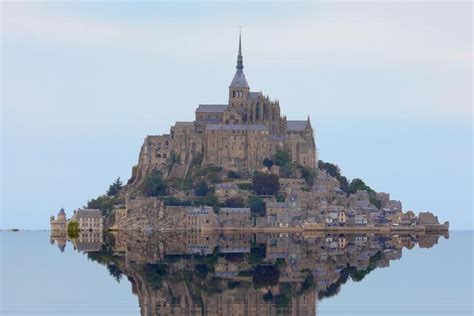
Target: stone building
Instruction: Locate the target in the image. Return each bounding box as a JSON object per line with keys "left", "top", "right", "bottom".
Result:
{"left": 215, "top": 183, "right": 240, "bottom": 200}
{"left": 50, "top": 208, "right": 67, "bottom": 233}
{"left": 185, "top": 206, "right": 217, "bottom": 231}
{"left": 133, "top": 32, "right": 317, "bottom": 181}
{"left": 218, "top": 207, "right": 252, "bottom": 228}
{"left": 70, "top": 209, "right": 103, "bottom": 231}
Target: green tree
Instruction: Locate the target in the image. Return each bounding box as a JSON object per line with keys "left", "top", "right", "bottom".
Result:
{"left": 299, "top": 166, "right": 316, "bottom": 186}
{"left": 67, "top": 221, "right": 80, "bottom": 239}
{"left": 252, "top": 264, "right": 279, "bottom": 288}
{"left": 142, "top": 170, "right": 167, "bottom": 197}
{"left": 107, "top": 177, "right": 123, "bottom": 196}
{"left": 227, "top": 171, "right": 241, "bottom": 179}
{"left": 194, "top": 180, "right": 209, "bottom": 196}
{"left": 263, "top": 158, "right": 274, "bottom": 169}
{"left": 252, "top": 172, "right": 280, "bottom": 195}
{"left": 224, "top": 196, "right": 245, "bottom": 208}
{"left": 249, "top": 196, "right": 266, "bottom": 217}
{"left": 274, "top": 148, "right": 291, "bottom": 166}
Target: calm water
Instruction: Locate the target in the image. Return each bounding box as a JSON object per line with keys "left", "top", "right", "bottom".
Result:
{"left": 1, "top": 231, "right": 472, "bottom": 315}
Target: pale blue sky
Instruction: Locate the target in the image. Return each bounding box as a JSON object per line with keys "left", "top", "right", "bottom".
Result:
{"left": 1, "top": 2, "right": 472, "bottom": 229}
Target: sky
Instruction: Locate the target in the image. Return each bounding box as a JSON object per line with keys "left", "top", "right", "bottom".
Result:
{"left": 1, "top": 2, "right": 472, "bottom": 229}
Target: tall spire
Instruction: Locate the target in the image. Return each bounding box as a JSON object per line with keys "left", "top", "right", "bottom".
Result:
{"left": 236, "top": 30, "right": 244, "bottom": 70}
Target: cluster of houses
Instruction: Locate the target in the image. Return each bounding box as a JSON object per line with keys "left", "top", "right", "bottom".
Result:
{"left": 185, "top": 169, "right": 443, "bottom": 231}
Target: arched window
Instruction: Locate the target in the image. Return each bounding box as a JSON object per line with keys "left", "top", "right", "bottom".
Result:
{"left": 163, "top": 153, "right": 167, "bottom": 158}
{"left": 157, "top": 153, "right": 162, "bottom": 158}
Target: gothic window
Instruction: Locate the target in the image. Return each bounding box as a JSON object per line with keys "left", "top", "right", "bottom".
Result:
{"left": 163, "top": 153, "right": 167, "bottom": 158}
{"left": 233, "top": 91, "right": 236, "bottom": 97}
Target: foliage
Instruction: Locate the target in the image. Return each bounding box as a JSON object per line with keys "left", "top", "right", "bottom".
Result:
{"left": 263, "top": 158, "right": 274, "bottom": 169}
{"left": 67, "top": 221, "right": 80, "bottom": 239}
{"left": 142, "top": 170, "right": 167, "bottom": 197}
{"left": 224, "top": 196, "right": 245, "bottom": 208}
{"left": 249, "top": 243, "right": 266, "bottom": 265}
{"left": 275, "top": 193, "right": 286, "bottom": 203}
{"left": 194, "top": 263, "right": 209, "bottom": 279}
{"left": 87, "top": 194, "right": 121, "bottom": 217}
{"left": 248, "top": 196, "right": 266, "bottom": 217}
{"left": 348, "top": 178, "right": 381, "bottom": 209}
{"left": 228, "top": 281, "right": 241, "bottom": 289}
{"left": 274, "top": 148, "right": 291, "bottom": 166}
{"left": 195, "top": 165, "right": 222, "bottom": 183}
{"left": 318, "top": 160, "right": 350, "bottom": 194}
{"left": 163, "top": 197, "right": 193, "bottom": 206}
{"left": 196, "top": 193, "right": 218, "bottom": 207}
{"left": 227, "top": 171, "right": 241, "bottom": 179}
{"left": 143, "top": 264, "right": 168, "bottom": 290}
{"left": 252, "top": 172, "right": 280, "bottom": 195}
{"left": 194, "top": 180, "right": 209, "bottom": 196}
{"left": 252, "top": 264, "right": 279, "bottom": 288}
{"left": 237, "top": 183, "right": 253, "bottom": 190}
{"left": 299, "top": 165, "right": 316, "bottom": 186}
{"left": 107, "top": 177, "right": 123, "bottom": 196}
{"left": 107, "top": 264, "right": 123, "bottom": 283}
{"left": 280, "top": 162, "right": 296, "bottom": 178}
{"left": 191, "top": 153, "right": 203, "bottom": 166}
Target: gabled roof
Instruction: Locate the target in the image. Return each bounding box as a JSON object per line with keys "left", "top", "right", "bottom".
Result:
{"left": 287, "top": 120, "right": 309, "bottom": 131}
{"left": 196, "top": 104, "right": 228, "bottom": 113}
{"left": 220, "top": 207, "right": 250, "bottom": 214}
{"left": 73, "top": 209, "right": 101, "bottom": 219}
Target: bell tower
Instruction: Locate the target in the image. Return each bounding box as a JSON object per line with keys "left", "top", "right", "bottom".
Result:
{"left": 229, "top": 31, "right": 249, "bottom": 114}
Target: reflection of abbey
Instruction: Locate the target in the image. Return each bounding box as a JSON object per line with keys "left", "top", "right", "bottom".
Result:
{"left": 137, "top": 33, "right": 317, "bottom": 176}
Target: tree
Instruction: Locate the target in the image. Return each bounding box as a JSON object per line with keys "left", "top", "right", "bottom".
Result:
{"left": 252, "top": 264, "right": 279, "bottom": 288}
{"left": 107, "top": 177, "right": 123, "bottom": 196}
{"left": 67, "top": 221, "right": 80, "bottom": 239}
{"left": 142, "top": 170, "right": 167, "bottom": 197}
{"left": 252, "top": 172, "right": 280, "bottom": 195}
{"left": 194, "top": 180, "right": 209, "bottom": 196}
{"left": 249, "top": 196, "right": 266, "bottom": 217}
{"left": 299, "top": 166, "right": 316, "bottom": 186}
{"left": 227, "top": 171, "right": 241, "bottom": 179}
{"left": 274, "top": 148, "right": 291, "bottom": 166}
{"left": 263, "top": 158, "right": 274, "bottom": 169}
{"left": 224, "top": 196, "right": 245, "bottom": 208}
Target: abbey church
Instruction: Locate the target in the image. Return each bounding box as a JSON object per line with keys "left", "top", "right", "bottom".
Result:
{"left": 136, "top": 33, "right": 317, "bottom": 177}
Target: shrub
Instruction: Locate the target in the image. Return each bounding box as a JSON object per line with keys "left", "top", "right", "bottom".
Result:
{"left": 67, "top": 221, "right": 80, "bottom": 239}
{"left": 263, "top": 158, "right": 274, "bottom": 169}
{"left": 299, "top": 165, "right": 316, "bottom": 186}
{"left": 252, "top": 172, "right": 280, "bottom": 195}
{"left": 237, "top": 183, "right": 253, "bottom": 190}
{"left": 252, "top": 264, "right": 279, "bottom": 288}
{"left": 224, "top": 196, "right": 245, "bottom": 208}
{"left": 142, "top": 170, "right": 167, "bottom": 197}
{"left": 249, "top": 196, "right": 266, "bottom": 217}
{"left": 274, "top": 148, "right": 291, "bottom": 166}
{"left": 194, "top": 180, "right": 209, "bottom": 196}
{"left": 227, "top": 171, "right": 241, "bottom": 179}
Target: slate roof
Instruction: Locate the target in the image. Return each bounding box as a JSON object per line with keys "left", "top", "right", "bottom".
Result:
{"left": 188, "top": 206, "right": 213, "bottom": 216}
{"left": 220, "top": 208, "right": 250, "bottom": 214}
{"left": 73, "top": 209, "right": 101, "bottom": 219}
{"left": 287, "top": 120, "right": 308, "bottom": 131}
{"left": 249, "top": 92, "right": 262, "bottom": 100}
{"left": 216, "top": 183, "right": 239, "bottom": 190}
{"left": 229, "top": 69, "right": 249, "bottom": 88}
{"left": 206, "top": 124, "right": 268, "bottom": 131}
{"left": 174, "top": 121, "right": 194, "bottom": 127}
{"left": 196, "top": 104, "right": 228, "bottom": 113}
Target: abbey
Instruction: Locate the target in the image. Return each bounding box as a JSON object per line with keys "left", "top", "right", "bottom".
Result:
{"left": 136, "top": 33, "right": 317, "bottom": 177}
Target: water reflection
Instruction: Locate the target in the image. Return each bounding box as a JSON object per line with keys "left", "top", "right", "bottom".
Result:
{"left": 50, "top": 231, "right": 448, "bottom": 315}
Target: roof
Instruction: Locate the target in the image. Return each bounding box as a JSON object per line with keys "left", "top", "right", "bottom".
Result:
{"left": 174, "top": 121, "right": 194, "bottom": 127}
{"left": 249, "top": 92, "right": 262, "bottom": 100}
{"left": 220, "top": 207, "right": 250, "bottom": 214}
{"left": 287, "top": 120, "right": 308, "bottom": 131}
{"left": 196, "top": 104, "right": 228, "bottom": 113}
{"left": 230, "top": 69, "right": 249, "bottom": 88}
{"left": 58, "top": 208, "right": 65, "bottom": 216}
{"left": 73, "top": 209, "right": 101, "bottom": 219}
{"left": 206, "top": 124, "right": 268, "bottom": 131}
{"left": 188, "top": 206, "right": 213, "bottom": 216}
{"left": 216, "top": 183, "right": 239, "bottom": 189}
